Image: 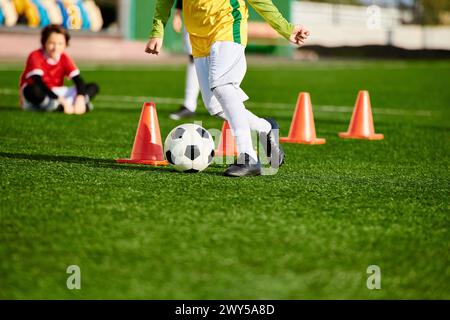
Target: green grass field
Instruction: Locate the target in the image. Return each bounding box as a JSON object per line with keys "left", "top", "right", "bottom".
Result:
{"left": 0, "top": 60, "right": 449, "bottom": 299}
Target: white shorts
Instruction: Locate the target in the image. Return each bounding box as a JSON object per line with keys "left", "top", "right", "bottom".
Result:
{"left": 194, "top": 41, "right": 249, "bottom": 116}
{"left": 21, "top": 85, "right": 78, "bottom": 111}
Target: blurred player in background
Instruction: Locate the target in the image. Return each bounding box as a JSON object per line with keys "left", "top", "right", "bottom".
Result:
{"left": 19, "top": 24, "right": 99, "bottom": 114}
{"left": 168, "top": 0, "right": 200, "bottom": 120}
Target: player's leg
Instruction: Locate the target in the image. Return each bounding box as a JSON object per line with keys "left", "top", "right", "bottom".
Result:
{"left": 23, "top": 84, "right": 46, "bottom": 106}
{"left": 241, "top": 110, "right": 285, "bottom": 168}
{"left": 54, "top": 85, "right": 98, "bottom": 113}
{"left": 194, "top": 55, "right": 261, "bottom": 176}
{"left": 217, "top": 45, "right": 284, "bottom": 168}
{"left": 212, "top": 84, "right": 255, "bottom": 160}
{"left": 184, "top": 55, "right": 200, "bottom": 111}
{"left": 210, "top": 42, "right": 284, "bottom": 170}
{"left": 193, "top": 52, "right": 261, "bottom": 126}
{"left": 22, "top": 84, "right": 59, "bottom": 112}
{"left": 53, "top": 86, "right": 76, "bottom": 105}
{"left": 182, "top": 28, "right": 200, "bottom": 112}
{"left": 193, "top": 56, "right": 224, "bottom": 119}
{"left": 194, "top": 43, "right": 282, "bottom": 175}
{"left": 209, "top": 42, "right": 262, "bottom": 176}
{"left": 170, "top": 28, "right": 200, "bottom": 120}
{"left": 170, "top": 55, "right": 198, "bottom": 120}
{"left": 216, "top": 46, "right": 271, "bottom": 135}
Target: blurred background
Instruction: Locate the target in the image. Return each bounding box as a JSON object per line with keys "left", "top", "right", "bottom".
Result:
{"left": 1, "top": 0, "right": 450, "bottom": 61}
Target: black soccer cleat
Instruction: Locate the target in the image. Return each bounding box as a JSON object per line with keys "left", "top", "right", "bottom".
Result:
{"left": 259, "top": 118, "right": 285, "bottom": 168}
{"left": 169, "top": 106, "right": 196, "bottom": 120}
{"left": 224, "top": 153, "right": 262, "bottom": 177}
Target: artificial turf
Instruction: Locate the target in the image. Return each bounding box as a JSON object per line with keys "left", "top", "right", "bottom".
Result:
{"left": 0, "top": 60, "right": 449, "bottom": 299}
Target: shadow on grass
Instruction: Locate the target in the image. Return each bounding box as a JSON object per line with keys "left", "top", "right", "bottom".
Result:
{"left": 416, "top": 124, "right": 450, "bottom": 133}
{"left": 93, "top": 161, "right": 224, "bottom": 176}
{"left": 0, "top": 151, "right": 163, "bottom": 171}
{"left": 0, "top": 151, "right": 227, "bottom": 176}
{"left": 0, "top": 106, "right": 21, "bottom": 112}
{"left": 0, "top": 152, "right": 111, "bottom": 164}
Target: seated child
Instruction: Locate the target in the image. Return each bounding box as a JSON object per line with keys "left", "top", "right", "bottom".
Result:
{"left": 19, "top": 24, "right": 99, "bottom": 114}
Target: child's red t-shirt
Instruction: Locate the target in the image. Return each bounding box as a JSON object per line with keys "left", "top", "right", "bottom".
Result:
{"left": 19, "top": 49, "right": 80, "bottom": 89}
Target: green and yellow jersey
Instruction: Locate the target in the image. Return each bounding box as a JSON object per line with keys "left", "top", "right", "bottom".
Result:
{"left": 150, "top": 0, "right": 294, "bottom": 58}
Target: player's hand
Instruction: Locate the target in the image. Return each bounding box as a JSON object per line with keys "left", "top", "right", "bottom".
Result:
{"left": 289, "top": 25, "right": 310, "bottom": 46}
{"left": 145, "top": 38, "right": 163, "bottom": 55}
{"left": 58, "top": 97, "right": 74, "bottom": 114}
{"left": 172, "top": 10, "right": 182, "bottom": 33}
{"left": 73, "top": 95, "right": 87, "bottom": 115}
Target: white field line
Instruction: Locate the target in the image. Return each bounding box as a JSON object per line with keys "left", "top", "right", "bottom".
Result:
{"left": 0, "top": 62, "right": 411, "bottom": 72}
{"left": 0, "top": 88, "right": 435, "bottom": 117}
{"left": 78, "top": 93, "right": 437, "bottom": 117}
{"left": 0, "top": 65, "right": 185, "bottom": 72}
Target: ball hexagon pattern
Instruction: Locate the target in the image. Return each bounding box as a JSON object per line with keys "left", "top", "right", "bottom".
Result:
{"left": 164, "top": 124, "right": 215, "bottom": 172}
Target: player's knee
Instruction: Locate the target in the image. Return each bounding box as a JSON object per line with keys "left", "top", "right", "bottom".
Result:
{"left": 212, "top": 83, "right": 234, "bottom": 98}
{"left": 23, "top": 84, "right": 46, "bottom": 105}
{"left": 85, "top": 83, "right": 100, "bottom": 99}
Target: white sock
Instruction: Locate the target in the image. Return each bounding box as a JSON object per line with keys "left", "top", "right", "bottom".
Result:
{"left": 184, "top": 60, "right": 200, "bottom": 112}
{"left": 213, "top": 84, "right": 258, "bottom": 161}
{"left": 215, "top": 109, "right": 271, "bottom": 134}
{"left": 245, "top": 109, "right": 271, "bottom": 133}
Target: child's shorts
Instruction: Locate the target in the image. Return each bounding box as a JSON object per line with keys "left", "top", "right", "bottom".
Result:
{"left": 193, "top": 41, "right": 249, "bottom": 116}
{"left": 21, "top": 86, "right": 78, "bottom": 111}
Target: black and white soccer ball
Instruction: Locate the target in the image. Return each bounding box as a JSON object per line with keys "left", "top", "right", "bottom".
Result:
{"left": 164, "top": 124, "right": 215, "bottom": 173}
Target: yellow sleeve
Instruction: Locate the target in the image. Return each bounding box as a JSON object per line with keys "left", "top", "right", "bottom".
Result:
{"left": 149, "top": 0, "right": 175, "bottom": 38}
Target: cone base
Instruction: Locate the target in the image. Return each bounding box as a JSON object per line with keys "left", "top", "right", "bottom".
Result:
{"left": 338, "top": 132, "right": 384, "bottom": 140}
{"left": 116, "top": 158, "right": 169, "bottom": 166}
{"left": 280, "top": 137, "right": 326, "bottom": 145}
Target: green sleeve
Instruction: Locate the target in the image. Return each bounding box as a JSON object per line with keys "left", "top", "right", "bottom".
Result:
{"left": 246, "top": 0, "right": 294, "bottom": 40}
{"left": 149, "top": 0, "right": 175, "bottom": 38}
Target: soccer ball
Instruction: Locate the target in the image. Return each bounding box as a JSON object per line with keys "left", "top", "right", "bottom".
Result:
{"left": 164, "top": 124, "right": 215, "bottom": 173}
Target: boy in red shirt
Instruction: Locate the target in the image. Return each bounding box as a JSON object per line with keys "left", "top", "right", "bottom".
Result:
{"left": 19, "top": 24, "right": 99, "bottom": 114}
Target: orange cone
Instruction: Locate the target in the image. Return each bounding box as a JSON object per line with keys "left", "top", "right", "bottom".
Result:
{"left": 280, "top": 92, "right": 326, "bottom": 144}
{"left": 116, "top": 102, "right": 168, "bottom": 166}
{"left": 215, "top": 121, "right": 238, "bottom": 157}
{"left": 339, "top": 90, "right": 384, "bottom": 140}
